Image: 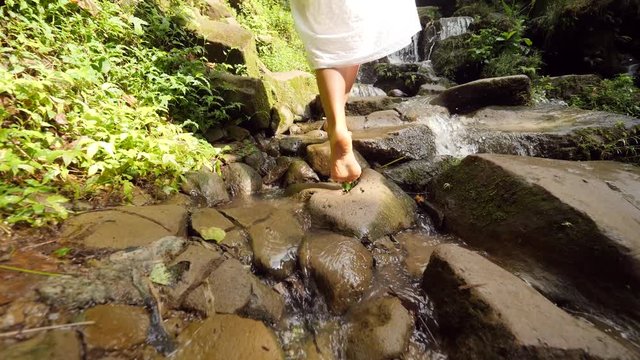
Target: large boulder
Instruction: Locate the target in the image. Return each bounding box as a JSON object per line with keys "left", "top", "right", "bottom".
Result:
{"left": 284, "top": 159, "right": 319, "bottom": 186}
{"left": 429, "top": 154, "right": 640, "bottom": 319}
{"left": 211, "top": 73, "right": 271, "bottom": 129}
{"left": 345, "top": 96, "right": 397, "bottom": 116}
{"left": 352, "top": 125, "right": 436, "bottom": 164}
{"left": 173, "top": 314, "right": 284, "bottom": 360}
{"left": 191, "top": 15, "right": 260, "bottom": 77}
{"left": 307, "top": 169, "right": 416, "bottom": 239}
{"left": 222, "top": 162, "right": 263, "bottom": 196}
{"left": 381, "top": 156, "right": 455, "bottom": 192}
{"left": 264, "top": 71, "right": 318, "bottom": 135}
{"left": 431, "top": 75, "right": 532, "bottom": 114}
{"left": 423, "top": 244, "right": 636, "bottom": 359}
{"left": 60, "top": 205, "right": 188, "bottom": 249}
{"left": 299, "top": 232, "right": 373, "bottom": 314}
{"left": 346, "top": 297, "right": 413, "bottom": 360}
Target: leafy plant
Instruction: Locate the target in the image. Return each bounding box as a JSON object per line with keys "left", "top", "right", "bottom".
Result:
{"left": 568, "top": 74, "right": 640, "bottom": 118}
{"left": 0, "top": 0, "right": 233, "bottom": 227}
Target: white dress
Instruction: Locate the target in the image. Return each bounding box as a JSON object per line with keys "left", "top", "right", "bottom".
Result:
{"left": 290, "top": 0, "right": 421, "bottom": 69}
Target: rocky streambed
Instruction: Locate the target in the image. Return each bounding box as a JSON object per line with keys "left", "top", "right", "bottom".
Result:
{"left": 2, "top": 76, "right": 640, "bottom": 359}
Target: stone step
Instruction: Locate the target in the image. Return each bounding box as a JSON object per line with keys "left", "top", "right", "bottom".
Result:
{"left": 428, "top": 154, "right": 640, "bottom": 319}
{"left": 423, "top": 244, "right": 636, "bottom": 359}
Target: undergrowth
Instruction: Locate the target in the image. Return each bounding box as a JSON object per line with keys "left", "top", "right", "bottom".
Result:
{"left": 235, "top": 0, "right": 309, "bottom": 72}
{"left": 0, "top": 0, "right": 233, "bottom": 227}
{"left": 568, "top": 74, "right": 640, "bottom": 118}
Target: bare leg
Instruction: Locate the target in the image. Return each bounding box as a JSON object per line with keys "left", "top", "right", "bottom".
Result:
{"left": 316, "top": 65, "right": 362, "bottom": 182}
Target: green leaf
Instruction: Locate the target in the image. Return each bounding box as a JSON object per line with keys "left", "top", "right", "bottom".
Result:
{"left": 52, "top": 247, "right": 72, "bottom": 258}
{"left": 149, "top": 263, "right": 173, "bottom": 286}
{"left": 200, "top": 226, "right": 226, "bottom": 243}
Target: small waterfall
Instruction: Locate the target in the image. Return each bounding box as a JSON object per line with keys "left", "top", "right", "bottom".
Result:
{"left": 438, "top": 16, "right": 474, "bottom": 40}
{"left": 388, "top": 32, "right": 421, "bottom": 64}
{"left": 423, "top": 113, "right": 478, "bottom": 157}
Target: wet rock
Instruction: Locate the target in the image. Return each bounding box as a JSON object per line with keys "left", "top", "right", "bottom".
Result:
{"left": 304, "top": 329, "right": 336, "bottom": 360}
{"left": 432, "top": 75, "right": 532, "bottom": 114}
{"left": 352, "top": 125, "right": 435, "bottom": 164}
{"left": 374, "top": 63, "right": 439, "bottom": 96}
{"left": 306, "top": 141, "right": 369, "bottom": 177}
{"left": 191, "top": 207, "right": 235, "bottom": 236}
{"left": 295, "top": 120, "right": 325, "bottom": 134}
{"left": 278, "top": 132, "right": 328, "bottom": 156}
{"left": 429, "top": 154, "right": 640, "bottom": 318}
{"left": 162, "top": 193, "right": 192, "bottom": 207}
{"left": 83, "top": 305, "right": 150, "bottom": 351}
{"left": 182, "top": 170, "right": 229, "bottom": 206}
{"left": 222, "top": 162, "right": 263, "bottom": 196}
{"left": 244, "top": 151, "right": 277, "bottom": 177}
{"left": 284, "top": 159, "right": 319, "bottom": 186}
{"left": 395, "top": 231, "right": 439, "bottom": 279}
{"left": 0, "top": 301, "right": 48, "bottom": 330}
{"left": 224, "top": 125, "right": 251, "bottom": 141}
{"left": 219, "top": 229, "right": 253, "bottom": 265}
{"left": 38, "top": 237, "right": 186, "bottom": 309}
{"left": 346, "top": 96, "right": 396, "bottom": 116}
{"left": 0, "top": 330, "right": 82, "bottom": 360}
{"left": 350, "top": 83, "right": 387, "bottom": 97}
{"left": 219, "top": 203, "right": 275, "bottom": 228}
{"left": 423, "top": 244, "right": 636, "bottom": 359}
{"left": 248, "top": 209, "right": 305, "bottom": 279}
{"left": 166, "top": 243, "right": 223, "bottom": 305}
{"left": 346, "top": 297, "right": 413, "bottom": 360}
{"left": 61, "top": 205, "right": 188, "bottom": 249}
{"left": 185, "top": 259, "right": 284, "bottom": 322}
{"left": 387, "top": 89, "right": 407, "bottom": 97}
{"left": 263, "top": 156, "right": 294, "bottom": 185}
{"left": 308, "top": 169, "right": 416, "bottom": 239}
{"left": 174, "top": 314, "right": 283, "bottom": 360}
{"left": 381, "top": 156, "right": 455, "bottom": 192}
{"left": 299, "top": 232, "right": 373, "bottom": 314}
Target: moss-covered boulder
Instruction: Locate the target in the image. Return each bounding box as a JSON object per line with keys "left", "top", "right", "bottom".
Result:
{"left": 210, "top": 72, "right": 271, "bottom": 129}
{"left": 263, "top": 70, "right": 318, "bottom": 134}
{"left": 190, "top": 15, "right": 260, "bottom": 77}
{"left": 428, "top": 154, "right": 640, "bottom": 319}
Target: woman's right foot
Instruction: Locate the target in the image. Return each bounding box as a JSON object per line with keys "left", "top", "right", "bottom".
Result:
{"left": 329, "top": 129, "right": 362, "bottom": 183}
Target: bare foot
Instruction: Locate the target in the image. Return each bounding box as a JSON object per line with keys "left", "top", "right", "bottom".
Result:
{"left": 329, "top": 130, "right": 362, "bottom": 182}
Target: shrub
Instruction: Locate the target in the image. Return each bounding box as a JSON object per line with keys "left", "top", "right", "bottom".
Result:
{"left": 568, "top": 74, "right": 640, "bottom": 118}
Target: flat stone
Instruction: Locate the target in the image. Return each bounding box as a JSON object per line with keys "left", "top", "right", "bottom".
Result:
{"left": 308, "top": 169, "right": 416, "bottom": 239}
{"left": 395, "top": 231, "right": 439, "bottom": 279}
{"left": 418, "top": 83, "right": 447, "bottom": 95}
{"left": 422, "top": 244, "right": 636, "bottom": 359}
{"left": 248, "top": 209, "right": 305, "bottom": 279}
{"left": 222, "top": 162, "right": 263, "bottom": 196}
{"left": 263, "top": 156, "right": 293, "bottom": 185}
{"left": 346, "top": 96, "right": 396, "bottom": 116}
{"left": 184, "top": 259, "right": 284, "bottom": 322}
{"left": 352, "top": 125, "right": 435, "bottom": 164}
{"left": 364, "top": 110, "right": 404, "bottom": 128}
{"left": 219, "top": 203, "right": 275, "bottom": 228}
{"left": 191, "top": 208, "right": 236, "bottom": 237}
{"left": 429, "top": 154, "right": 640, "bottom": 318}
{"left": 61, "top": 205, "right": 188, "bottom": 249}
{"left": 219, "top": 229, "right": 253, "bottom": 265}
{"left": 346, "top": 297, "right": 413, "bottom": 360}
{"left": 173, "top": 314, "right": 284, "bottom": 360}
{"left": 394, "top": 96, "right": 450, "bottom": 123}
{"left": 83, "top": 305, "right": 150, "bottom": 351}
{"left": 306, "top": 141, "right": 369, "bottom": 177}
{"left": 284, "top": 159, "right": 319, "bottom": 186}
{"left": 0, "top": 330, "right": 82, "bottom": 360}
{"left": 299, "top": 232, "right": 373, "bottom": 314}
{"left": 431, "top": 75, "right": 532, "bottom": 114}
{"left": 181, "top": 170, "right": 229, "bottom": 206}
{"left": 167, "top": 244, "right": 223, "bottom": 305}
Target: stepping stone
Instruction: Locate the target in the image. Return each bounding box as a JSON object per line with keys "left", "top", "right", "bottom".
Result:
{"left": 423, "top": 244, "right": 636, "bottom": 359}
{"left": 352, "top": 125, "right": 435, "bottom": 164}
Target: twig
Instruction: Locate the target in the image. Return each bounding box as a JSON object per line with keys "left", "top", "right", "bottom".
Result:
{"left": 380, "top": 156, "right": 407, "bottom": 168}
{"left": 0, "top": 264, "right": 64, "bottom": 277}
{"left": 0, "top": 321, "right": 95, "bottom": 337}
{"left": 22, "top": 240, "right": 56, "bottom": 250}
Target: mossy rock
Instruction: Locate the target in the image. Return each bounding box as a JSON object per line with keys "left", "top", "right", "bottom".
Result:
{"left": 263, "top": 70, "right": 318, "bottom": 134}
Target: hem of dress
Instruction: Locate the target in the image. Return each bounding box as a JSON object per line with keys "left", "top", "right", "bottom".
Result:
{"left": 310, "top": 30, "right": 420, "bottom": 70}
